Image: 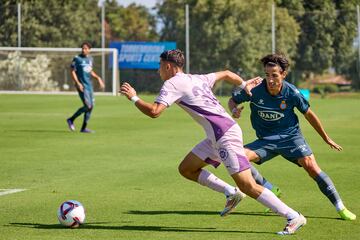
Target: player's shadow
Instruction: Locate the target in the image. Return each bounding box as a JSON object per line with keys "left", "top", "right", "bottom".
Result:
{"left": 127, "top": 210, "right": 340, "bottom": 220}
{"left": 7, "top": 129, "right": 69, "bottom": 133}
{"left": 8, "top": 222, "right": 274, "bottom": 234}
{"left": 127, "top": 210, "right": 278, "bottom": 217}
{"left": 301, "top": 215, "right": 340, "bottom": 220}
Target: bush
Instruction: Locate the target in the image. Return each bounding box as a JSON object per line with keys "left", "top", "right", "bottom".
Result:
{"left": 0, "top": 52, "right": 59, "bottom": 91}
{"left": 313, "top": 84, "right": 339, "bottom": 95}
{"left": 312, "top": 85, "right": 325, "bottom": 94}
{"left": 323, "top": 84, "right": 339, "bottom": 93}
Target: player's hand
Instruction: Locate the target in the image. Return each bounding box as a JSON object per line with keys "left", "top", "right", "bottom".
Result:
{"left": 231, "top": 105, "right": 244, "bottom": 119}
{"left": 244, "top": 77, "right": 263, "bottom": 96}
{"left": 120, "top": 82, "right": 137, "bottom": 100}
{"left": 325, "top": 138, "right": 343, "bottom": 151}
{"left": 76, "top": 83, "right": 84, "bottom": 92}
{"left": 99, "top": 79, "right": 105, "bottom": 90}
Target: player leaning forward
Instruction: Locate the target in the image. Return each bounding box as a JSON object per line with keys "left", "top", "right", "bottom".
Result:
{"left": 120, "top": 49, "right": 306, "bottom": 235}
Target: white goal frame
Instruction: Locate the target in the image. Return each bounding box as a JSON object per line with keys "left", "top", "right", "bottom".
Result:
{"left": 0, "top": 47, "right": 119, "bottom": 96}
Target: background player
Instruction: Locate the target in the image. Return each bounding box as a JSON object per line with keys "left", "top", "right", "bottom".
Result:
{"left": 66, "top": 42, "right": 104, "bottom": 133}
{"left": 228, "top": 53, "right": 356, "bottom": 221}
{"left": 120, "top": 49, "right": 306, "bottom": 235}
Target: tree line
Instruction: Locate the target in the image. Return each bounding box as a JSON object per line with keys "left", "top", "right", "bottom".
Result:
{"left": 1, "top": 0, "right": 359, "bottom": 89}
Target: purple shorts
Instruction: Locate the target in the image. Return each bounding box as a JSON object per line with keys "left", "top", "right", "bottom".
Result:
{"left": 192, "top": 124, "right": 250, "bottom": 175}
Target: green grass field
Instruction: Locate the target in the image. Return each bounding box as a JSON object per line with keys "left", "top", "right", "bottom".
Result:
{"left": 0, "top": 93, "right": 359, "bottom": 240}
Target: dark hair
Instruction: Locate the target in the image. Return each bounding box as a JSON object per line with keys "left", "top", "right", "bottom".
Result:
{"left": 260, "top": 53, "right": 289, "bottom": 72}
{"left": 160, "top": 49, "right": 185, "bottom": 68}
{"left": 81, "top": 41, "right": 92, "bottom": 49}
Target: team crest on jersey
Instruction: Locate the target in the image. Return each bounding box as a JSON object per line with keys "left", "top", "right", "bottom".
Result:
{"left": 280, "top": 100, "right": 287, "bottom": 110}
{"left": 258, "top": 99, "right": 264, "bottom": 105}
{"left": 83, "top": 65, "right": 92, "bottom": 73}
{"left": 218, "top": 148, "right": 229, "bottom": 160}
{"left": 258, "top": 110, "right": 284, "bottom": 121}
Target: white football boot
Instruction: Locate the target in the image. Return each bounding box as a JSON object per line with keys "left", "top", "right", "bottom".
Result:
{"left": 277, "top": 213, "right": 306, "bottom": 235}
{"left": 220, "top": 188, "right": 246, "bottom": 217}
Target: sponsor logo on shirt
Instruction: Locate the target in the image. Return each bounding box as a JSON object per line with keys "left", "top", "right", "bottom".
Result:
{"left": 258, "top": 110, "right": 284, "bottom": 121}
{"left": 83, "top": 65, "right": 92, "bottom": 73}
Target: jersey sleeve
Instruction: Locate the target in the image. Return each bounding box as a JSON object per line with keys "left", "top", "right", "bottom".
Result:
{"left": 195, "top": 73, "right": 216, "bottom": 88}
{"left": 231, "top": 88, "right": 250, "bottom": 104}
{"left": 70, "top": 57, "right": 77, "bottom": 69}
{"left": 155, "top": 81, "right": 182, "bottom": 107}
{"left": 294, "top": 89, "right": 310, "bottom": 114}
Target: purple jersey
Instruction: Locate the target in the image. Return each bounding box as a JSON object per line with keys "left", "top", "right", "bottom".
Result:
{"left": 155, "top": 72, "right": 236, "bottom": 142}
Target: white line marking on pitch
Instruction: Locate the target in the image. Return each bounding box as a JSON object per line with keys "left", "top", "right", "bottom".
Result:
{"left": 0, "top": 189, "right": 27, "bottom": 196}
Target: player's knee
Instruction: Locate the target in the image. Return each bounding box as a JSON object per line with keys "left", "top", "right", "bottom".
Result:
{"left": 84, "top": 104, "right": 93, "bottom": 111}
{"left": 233, "top": 174, "right": 257, "bottom": 192}
{"left": 307, "top": 167, "right": 321, "bottom": 178}
{"left": 245, "top": 180, "right": 257, "bottom": 190}
{"left": 299, "top": 156, "right": 321, "bottom": 178}
{"left": 178, "top": 163, "right": 189, "bottom": 177}
{"left": 238, "top": 180, "right": 259, "bottom": 197}
{"left": 178, "top": 162, "right": 199, "bottom": 180}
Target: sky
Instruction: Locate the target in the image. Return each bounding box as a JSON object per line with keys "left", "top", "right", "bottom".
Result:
{"left": 99, "top": 0, "right": 158, "bottom": 9}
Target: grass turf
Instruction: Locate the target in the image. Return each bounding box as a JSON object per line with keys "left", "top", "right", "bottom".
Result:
{"left": 0, "top": 93, "right": 359, "bottom": 240}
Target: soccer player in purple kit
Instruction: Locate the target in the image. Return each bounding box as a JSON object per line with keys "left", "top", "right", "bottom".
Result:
{"left": 120, "top": 49, "right": 306, "bottom": 235}
{"left": 228, "top": 53, "right": 356, "bottom": 221}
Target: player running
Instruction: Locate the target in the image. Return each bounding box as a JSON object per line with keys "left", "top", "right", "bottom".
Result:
{"left": 120, "top": 49, "right": 306, "bottom": 235}
{"left": 228, "top": 53, "right": 356, "bottom": 221}
{"left": 66, "top": 42, "right": 105, "bottom": 133}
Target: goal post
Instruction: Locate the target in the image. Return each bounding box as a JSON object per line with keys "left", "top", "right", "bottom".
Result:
{"left": 0, "top": 47, "right": 119, "bottom": 96}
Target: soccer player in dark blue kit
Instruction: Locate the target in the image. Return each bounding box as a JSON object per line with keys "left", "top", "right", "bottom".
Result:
{"left": 66, "top": 42, "right": 104, "bottom": 133}
{"left": 228, "top": 53, "right": 356, "bottom": 221}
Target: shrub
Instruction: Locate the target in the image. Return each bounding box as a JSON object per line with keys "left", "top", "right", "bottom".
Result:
{"left": 0, "top": 52, "right": 59, "bottom": 91}
{"left": 323, "top": 84, "right": 339, "bottom": 93}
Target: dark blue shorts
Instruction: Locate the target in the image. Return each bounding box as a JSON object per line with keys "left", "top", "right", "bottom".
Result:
{"left": 245, "top": 135, "right": 313, "bottom": 166}
{"left": 78, "top": 89, "right": 93, "bottom": 109}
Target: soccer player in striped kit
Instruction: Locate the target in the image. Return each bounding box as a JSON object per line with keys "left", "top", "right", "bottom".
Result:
{"left": 120, "top": 49, "right": 306, "bottom": 235}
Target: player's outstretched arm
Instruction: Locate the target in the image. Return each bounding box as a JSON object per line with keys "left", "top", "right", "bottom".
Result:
{"left": 215, "top": 71, "right": 262, "bottom": 96}
{"left": 304, "top": 108, "right": 343, "bottom": 151}
{"left": 120, "top": 82, "right": 166, "bottom": 118}
{"left": 214, "top": 70, "right": 245, "bottom": 85}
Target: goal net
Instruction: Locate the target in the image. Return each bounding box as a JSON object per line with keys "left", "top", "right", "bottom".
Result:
{"left": 0, "top": 47, "right": 119, "bottom": 95}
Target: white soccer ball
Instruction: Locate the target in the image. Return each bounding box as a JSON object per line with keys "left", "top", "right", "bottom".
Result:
{"left": 57, "top": 200, "right": 86, "bottom": 228}
{"left": 63, "top": 83, "right": 70, "bottom": 90}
